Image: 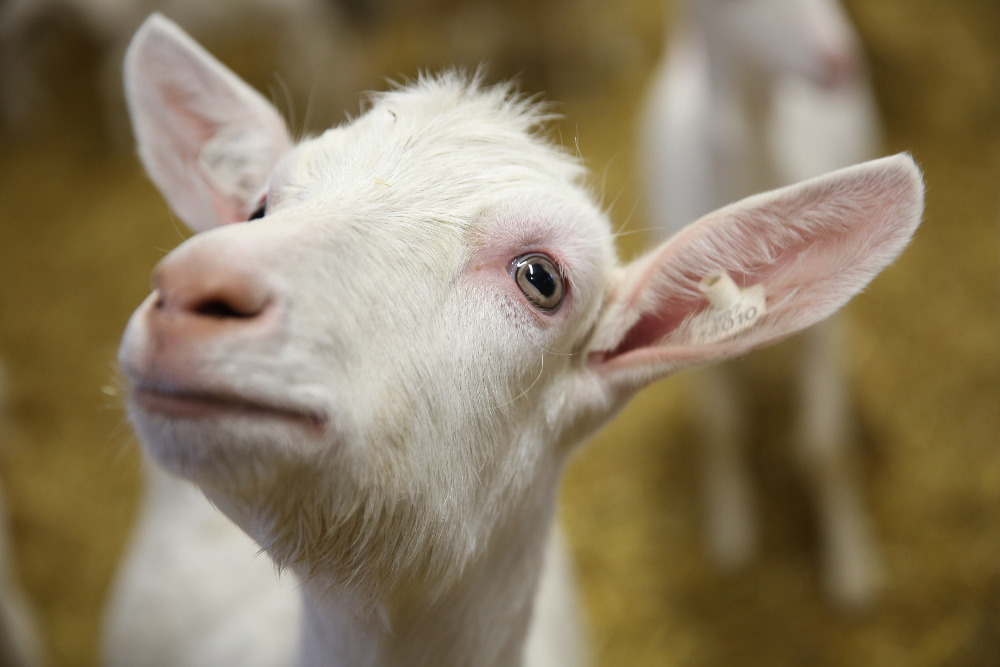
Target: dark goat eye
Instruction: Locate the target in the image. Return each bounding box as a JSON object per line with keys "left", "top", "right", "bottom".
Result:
{"left": 511, "top": 253, "right": 564, "bottom": 311}
{"left": 248, "top": 201, "right": 267, "bottom": 221}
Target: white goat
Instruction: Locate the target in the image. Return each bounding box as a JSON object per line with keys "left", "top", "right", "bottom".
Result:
{"left": 0, "top": 367, "right": 45, "bottom": 667}
{"left": 0, "top": 496, "right": 43, "bottom": 667}
{"left": 638, "top": 0, "right": 883, "bottom": 608}
{"left": 108, "top": 14, "right": 923, "bottom": 666}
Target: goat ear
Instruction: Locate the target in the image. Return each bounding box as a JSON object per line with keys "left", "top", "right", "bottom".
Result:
{"left": 124, "top": 13, "right": 290, "bottom": 232}
{"left": 588, "top": 154, "right": 924, "bottom": 394}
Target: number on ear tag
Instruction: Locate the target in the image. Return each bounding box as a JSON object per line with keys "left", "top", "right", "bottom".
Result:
{"left": 686, "top": 271, "right": 766, "bottom": 345}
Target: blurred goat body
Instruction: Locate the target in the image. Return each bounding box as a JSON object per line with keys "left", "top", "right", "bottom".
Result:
{"left": 639, "top": 0, "right": 883, "bottom": 609}
{"left": 0, "top": 367, "right": 45, "bottom": 667}
{"left": 0, "top": 0, "right": 361, "bottom": 138}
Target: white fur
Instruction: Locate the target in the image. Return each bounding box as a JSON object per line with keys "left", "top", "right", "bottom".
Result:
{"left": 638, "top": 0, "right": 884, "bottom": 608}
{"left": 106, "top": 14, "right": 923, "bottom": 666}
{"left": 102, "top": 465, "right": 300, "bottom": 666}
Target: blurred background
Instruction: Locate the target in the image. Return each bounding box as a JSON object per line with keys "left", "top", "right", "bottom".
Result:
{"left": 0, "top": 0, "right": 997, "bottom": 665}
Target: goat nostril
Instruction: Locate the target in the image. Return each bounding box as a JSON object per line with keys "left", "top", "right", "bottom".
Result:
{"left": 194, "top": 299, "right": 253, "bottom": 319}
{"left": 189, "top": 290, "right": 269, "bottom": 319}
{"left": 151, "top": 250, "right": 270, "bottom": 322}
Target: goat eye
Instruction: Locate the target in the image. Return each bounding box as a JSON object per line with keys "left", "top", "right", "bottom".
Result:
{"left": 511, "top": 253, "right": 564, "bottom": 311}
{"left": 247, "top": 200, "right": 267, "bottom": 221}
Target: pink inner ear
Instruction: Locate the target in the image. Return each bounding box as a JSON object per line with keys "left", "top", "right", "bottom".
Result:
{"left": 603, "top": 155, "right": 923, "bottom": 366}
{"left": 157, "top": 89, "right": 246, "bottom": 224}
{"left": 125, "top": 15, "right": 290, "bottom": 232}
{"left": 608, "top": 307, "right": 688, "bottom": 360}
{"left": 608, "top": 250, "right": 778, "bottom": 360}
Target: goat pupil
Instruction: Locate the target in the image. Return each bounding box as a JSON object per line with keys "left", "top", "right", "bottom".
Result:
{"left": 525, "top": 263, "right": 556, "bottom": 298}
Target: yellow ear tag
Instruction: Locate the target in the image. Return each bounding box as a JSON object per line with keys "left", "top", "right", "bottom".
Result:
{"left": 687, "top": 271, "right": 766, "bottom": 345}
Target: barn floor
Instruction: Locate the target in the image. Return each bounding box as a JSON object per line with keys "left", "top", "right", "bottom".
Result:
{"left": 0, "top": 1, "right": 997, "bottom": 665}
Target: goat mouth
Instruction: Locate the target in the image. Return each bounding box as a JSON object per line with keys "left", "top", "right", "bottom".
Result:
{"left": 131, "top": 385, "right": 327, "bottom": 431}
